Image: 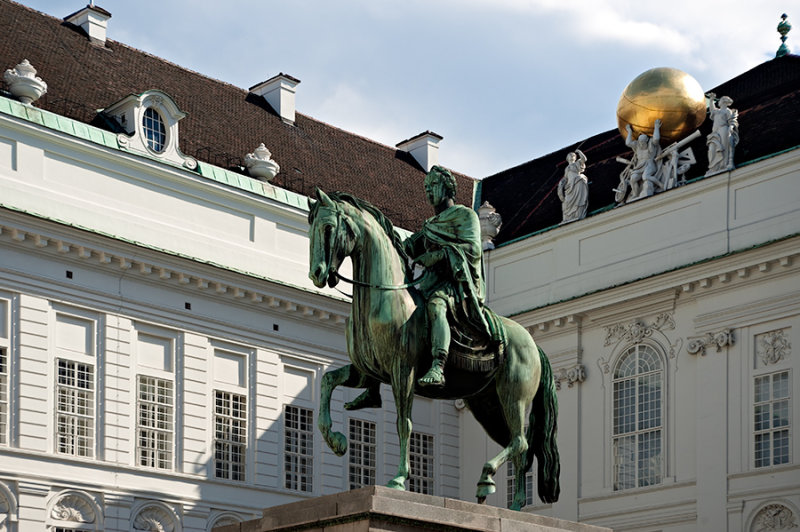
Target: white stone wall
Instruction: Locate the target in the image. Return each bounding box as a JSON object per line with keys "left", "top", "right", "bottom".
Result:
{"left": 461, "top": 148, "right": 800, "bottom": 530}
{"left": 0, "top": 109, "right": 461, "bottom": 531}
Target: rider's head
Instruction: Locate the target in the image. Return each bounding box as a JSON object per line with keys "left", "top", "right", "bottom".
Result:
{"left": 425, "top": 165, "right": 457, "bottom": 200}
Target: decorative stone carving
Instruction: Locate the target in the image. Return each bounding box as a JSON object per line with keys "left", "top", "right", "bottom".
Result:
{"left": 604, "top": 312, "right": 675, "bottom": 347}
{"left": 776, "top": 13, "right": 791, "bottom": 58}
{"left": 615, "top": 119, "right": 699, "bottom": 203}
{"left": 553, "top": 364, "right": 586, "bottom": 390}
{"left": 752, "top": 503, "right": 797, "bottom": 531}
{"left": 132, "top": 505, "right": 176, "bottom": 532}
{"left": 687, "top": 329, "right": 735, "bottom": 355}
{"left": 705, "top": 93, "right": 739, "bottom": 176}
{"left": 477, "top": 201, "right": 502, "bottom": 250}
{"left": 50, "top": 493, "right": 96, "bottom": 523}
{"left": 244, "top": 143, "right": 280, "bottom": 182}
{"left": 757, "top": 329, "right": 791, "bottom": 366}
{"left": 4, "top": 59, "right": 47, "bottom": 105}
{"left": 557, "top": 150, "right": 589, "bottom": 224}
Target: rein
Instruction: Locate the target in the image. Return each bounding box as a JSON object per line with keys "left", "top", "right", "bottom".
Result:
{"left": 335, "top": 270, "right": 427, "bottom": 291}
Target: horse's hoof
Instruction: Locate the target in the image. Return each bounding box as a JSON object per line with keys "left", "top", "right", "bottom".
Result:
{"left": 476, "top": 482, "right": 496, "bottom": 499}
{"left": 476, "top": 496, "right": 486, "bottom": 505}
{"left": 387, "top": 478, "right": 406, "bottom": 490}
{"left": 330, "top": 432, "right": 347, "bottom": 456}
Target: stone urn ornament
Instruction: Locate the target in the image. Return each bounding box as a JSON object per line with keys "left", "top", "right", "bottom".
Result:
{"left": 4, "top": 59, "right": 47, "bottom": 105}
{"left": 244, "top": 143, "right": 280, "bottom": 181}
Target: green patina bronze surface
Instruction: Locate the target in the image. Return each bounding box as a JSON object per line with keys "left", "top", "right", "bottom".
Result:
{"left": 308, "top": 166, "right": 560, "bottom": 510}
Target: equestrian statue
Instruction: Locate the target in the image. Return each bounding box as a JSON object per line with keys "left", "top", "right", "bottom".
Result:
{"left": 308, "top": 165, "right": 560, "bottom": 510}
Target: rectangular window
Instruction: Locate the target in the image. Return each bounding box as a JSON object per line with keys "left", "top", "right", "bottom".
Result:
{"left": 284, "top": 405, "right": 313, "bottom": 492}
{"left": 754, "top": 371, "right": 791, "bottom": 467}
{"left": 137, "top": 375, "right": 174, "bottom": 469}
{"left": 409, "top": 431, "right": 434, "bottom": 495}
{"left": 349, "top": 418, "right": 377, "bottom": 489}
{"left": 214, "top": 390, "right": 247, "bottom": 481}
{"left": 0, "top": 297, "right": 10, "bottom": 446}
{"left": 0, "top": 346, "right": 7, "bottom": 445}
{"left": 506, "top": 459, "right": 535, "bottom": 508}
{"left": 56, "top": 358, "right": 94, "bottom": 457}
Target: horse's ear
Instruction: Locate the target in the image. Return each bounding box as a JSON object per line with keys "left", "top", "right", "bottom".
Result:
{"left": 316, "top": 188, "right": 335, "bottom": 207}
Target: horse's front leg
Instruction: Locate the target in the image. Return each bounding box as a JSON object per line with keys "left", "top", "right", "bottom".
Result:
{"left": 319, "top": 364, "right": 364, "bottom": 456}
{"left": 388, "top": 364, "right": 415, "bottom": 490}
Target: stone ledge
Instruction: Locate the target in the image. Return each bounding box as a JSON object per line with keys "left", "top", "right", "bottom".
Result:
{"left": 213, "top": 486, "right": 611, "bottom": 531}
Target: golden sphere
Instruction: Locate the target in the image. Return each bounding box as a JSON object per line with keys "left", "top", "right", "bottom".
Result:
{"left": 616, "top": 67, "right": 706, "bottom": 145}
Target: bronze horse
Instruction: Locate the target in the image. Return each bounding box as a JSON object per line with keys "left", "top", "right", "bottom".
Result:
{"left": 308, "top": 189, "right": 559, "bottom": 509}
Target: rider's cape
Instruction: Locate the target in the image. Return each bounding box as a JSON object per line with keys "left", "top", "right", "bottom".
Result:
{"left": 406, "top": 205, "right": 506, "bottom": 367}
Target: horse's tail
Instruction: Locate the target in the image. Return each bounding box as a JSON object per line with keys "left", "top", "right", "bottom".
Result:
{"left": 526, "top": 345, "right": 560, "bottom": 503}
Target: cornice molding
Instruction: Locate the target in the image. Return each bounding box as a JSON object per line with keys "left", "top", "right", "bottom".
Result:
{"left": 0, "top": 216, "right": 348, "bottom": 330}
{"left": 513, "top": 237, "right": 800, "bottom": 327}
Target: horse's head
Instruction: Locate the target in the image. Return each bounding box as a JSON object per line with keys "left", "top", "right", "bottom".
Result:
{"left": 308, "top": 188, "right": 357, "bottom": 289}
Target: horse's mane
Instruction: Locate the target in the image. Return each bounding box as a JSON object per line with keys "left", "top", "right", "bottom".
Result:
{"left": 329, "top": 192, "right": 414, "bottom": 277}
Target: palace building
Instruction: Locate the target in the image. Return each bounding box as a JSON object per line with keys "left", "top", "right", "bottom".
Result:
{"left": 0, "top": 1, "right": 798, "bottom": 530}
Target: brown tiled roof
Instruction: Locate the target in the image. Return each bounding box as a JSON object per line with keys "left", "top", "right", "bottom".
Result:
{"left": 480, "top": 55, "right": 800, "bottom": 246}
{"left": 0, "top": 0, "right": 476, "bottom": 231}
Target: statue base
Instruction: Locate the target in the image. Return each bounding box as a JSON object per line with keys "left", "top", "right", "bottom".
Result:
{"left": 213, "top": 486, "right": 611, "bottom": 531}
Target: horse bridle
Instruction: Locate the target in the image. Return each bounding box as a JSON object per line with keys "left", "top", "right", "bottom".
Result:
{"left": 316, "top": 201, "right": 426, "bottom": 294}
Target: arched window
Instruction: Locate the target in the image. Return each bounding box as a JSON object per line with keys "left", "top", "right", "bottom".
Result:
{"left": 612, "top": 344, "right": 664, "bottom": 490}
{"left": 142, "top": 107, "right": 166, "bottom": 153}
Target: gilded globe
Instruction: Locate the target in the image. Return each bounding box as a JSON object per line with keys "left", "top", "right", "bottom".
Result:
{"left": 616, "top": 67, "right": 706, "bottom": 145}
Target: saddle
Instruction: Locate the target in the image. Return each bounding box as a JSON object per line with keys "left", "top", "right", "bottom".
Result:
{"left": 447, "top": 308, "right": 506, "bottom": 373}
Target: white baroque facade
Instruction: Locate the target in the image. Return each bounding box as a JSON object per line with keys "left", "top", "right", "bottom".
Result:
{"left": 463, "top": 147, "right": 800, "bottom": 529}
{"left": 0, "top": 93, "right": 461, "bottom": 530}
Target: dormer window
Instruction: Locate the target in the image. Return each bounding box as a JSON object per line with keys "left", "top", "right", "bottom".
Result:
{"left": 142, "top": 107, "right": 166, "bottom": 153}
{"left": 103, "top": 90, "right": 197, "bottom": 170}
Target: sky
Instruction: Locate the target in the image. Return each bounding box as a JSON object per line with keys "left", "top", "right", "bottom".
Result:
{"left": 20, "top": 0, "right": 792, "bottom": 178}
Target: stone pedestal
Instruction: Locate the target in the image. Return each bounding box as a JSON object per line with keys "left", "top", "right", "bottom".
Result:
{"left": 214, "top": 486, "right": 611, "bottom": 532}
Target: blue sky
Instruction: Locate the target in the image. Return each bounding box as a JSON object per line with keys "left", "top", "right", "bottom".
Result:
{"left": 20, "top": 0, "right": 792, "bottom": 178}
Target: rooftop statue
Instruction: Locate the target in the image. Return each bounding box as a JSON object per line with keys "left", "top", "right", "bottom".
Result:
{"left": 705, "top": 94, "right": 739, "bottom": 176}
{"left": 308, "top": 167, "right": 560, "bottom": 510}
{"left": 557, "top": 149, "right": 589, "bottom": 223}
{"left": 615, "top": 119, "right": 699, "bottom": 203}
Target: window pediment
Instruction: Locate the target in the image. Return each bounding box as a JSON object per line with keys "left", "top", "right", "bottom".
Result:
{"left": 103, "top": 90, "right": 197, "bottom": 170}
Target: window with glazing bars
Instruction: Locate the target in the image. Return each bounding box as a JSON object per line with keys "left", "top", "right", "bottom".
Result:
{"left": 755, "top": 370, "right": 791, "bottom": 468}
{"left": 612, "top": 344, "right": 663, "bottom": 490}
{"left": 506, "top": 456, "right": 535, "bottom": 507}
{"left": 214, "top": 390, "right": 247, "bottom": 481}
{"left": 137, "top": 375, "right": 174, "bottom": 469}
{"left": 142, "top": 107, "right": 166, "bottom": 152}
{"left": 284, "top": 405, "right": 314, "bottom": 492}
{"left": 349, "top": 418, "right": 377, "bottom": 488}
{"left": 56, "top": 359, "right": 94, "bottom": 457}
{"left": 409, "top": 431, "right": 434, "bottom": 494}
{"left": 0, "top": 347, "right": 8, "bottom": 445}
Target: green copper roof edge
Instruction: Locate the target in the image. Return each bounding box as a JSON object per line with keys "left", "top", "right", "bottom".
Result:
{"left": 507, "top": 232, "right": 800, "bottom": 319}
{"left": 0, "top": 202, "right": 346, "bottom": 303}
{"left": 473, "top": 179, "right": 482, "bottom": 211}
{"left": 0, "top": 95, "right": 310, "bottom": 213}
{"left": 493, "top": 144, "right": 800, "bottom": 249}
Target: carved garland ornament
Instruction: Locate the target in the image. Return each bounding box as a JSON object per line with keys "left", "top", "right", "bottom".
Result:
{"left": 604, "top": 312, "right": 675, "bottom": 347}
{"left": 554, "top": 364, "right": 586, "bottom": 390}
{"left": 752, "top": 503, "right": 798, "bottom": 531}
{"left": 757, "top": 329, "right": 792, "bottom": 366}
{"left": 50, "top": 493, "right": 96, "bottom": 523}
{"left": 687, "top": 329, "right": 735, "bottom": 356}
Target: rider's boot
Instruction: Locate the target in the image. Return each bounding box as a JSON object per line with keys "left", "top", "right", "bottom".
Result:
{"left": 418, "top": 349, "right": 447, "bottom": 387}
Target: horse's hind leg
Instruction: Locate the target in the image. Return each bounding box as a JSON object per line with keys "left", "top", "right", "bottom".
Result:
{"left": 318, "top": 364, "right": 370, "bottom": 456}
{"left": 387, "top": 363, "right": 415, "bottom": 490}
